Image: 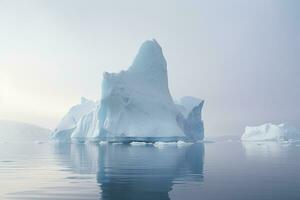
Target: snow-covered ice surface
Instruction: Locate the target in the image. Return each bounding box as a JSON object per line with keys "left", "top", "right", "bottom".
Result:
{"left": 241, "top": 123, "right": 300, "bottom": 142}
{"left": 51, "top": 40, "right": 204, "bottom": 143}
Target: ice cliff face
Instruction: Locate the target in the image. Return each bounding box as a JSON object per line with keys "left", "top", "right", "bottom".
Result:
{"left": 52, "top": 40, "right": 204, "bottom": 142}
{"left": 241, "top": 123, "right": 300, "bottom": 142}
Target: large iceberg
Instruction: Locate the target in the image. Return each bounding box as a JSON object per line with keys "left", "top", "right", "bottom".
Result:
{"left": 241, "top": 123, "right": 300, "bottom": 142}
{"left": 52, "top": 39, "right": 204, "bottom": 142}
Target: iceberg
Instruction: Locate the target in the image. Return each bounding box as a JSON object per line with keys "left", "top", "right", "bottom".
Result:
{"left": 52, "top": 39, "right": 204, "bottom": 142}
{"left": 241, "top": 123, "right": 300, "bottom": 142}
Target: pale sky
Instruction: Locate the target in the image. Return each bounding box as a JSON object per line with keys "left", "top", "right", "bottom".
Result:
{"left": 0, "top": 0, "right": 299, "bottom": 136}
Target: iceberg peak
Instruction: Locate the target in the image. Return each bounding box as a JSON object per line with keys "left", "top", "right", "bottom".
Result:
{"left": 130, "top": 39, "right": 167, "bottom": 73}
{"left": 126, "top": 39, "right": 170, "bottom": 98}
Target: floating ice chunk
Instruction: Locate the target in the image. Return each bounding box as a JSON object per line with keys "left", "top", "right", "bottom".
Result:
{"left": 176, "top": 140, "right": 193, "bottom": 147}
{"left": 130, "top": 142, "right": 148, "bottom": 146}
{"left": 99, "top": 141, "right": 108, "bottom": 145}
{"left": 112, "top": 142, "right": 124, "bottom": 145}
{"left": 153, "top": 141, "right": 178, "bottom": 148}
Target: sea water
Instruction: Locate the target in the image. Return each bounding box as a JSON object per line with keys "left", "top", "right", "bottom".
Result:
{"left": 0, "top": 141, "right": 300, "bottom": 200}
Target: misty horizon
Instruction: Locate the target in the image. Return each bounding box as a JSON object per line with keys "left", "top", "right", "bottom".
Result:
{"left": 0, "top": 0, "right": 299, "bottom": 136}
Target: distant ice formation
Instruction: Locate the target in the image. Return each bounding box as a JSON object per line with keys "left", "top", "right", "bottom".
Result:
{"left": 51, "top": 40, "right": 204, "bottom": 142}
{"left": 241, "top": 123, "right": 300, "bottom": 142}
{"left": 0, "top": 120, "right": 50, "bottom": 141}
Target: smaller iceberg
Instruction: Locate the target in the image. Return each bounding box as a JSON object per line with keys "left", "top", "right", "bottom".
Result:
{"left": 241, "top": 123, "right": 300, "bottom": 142}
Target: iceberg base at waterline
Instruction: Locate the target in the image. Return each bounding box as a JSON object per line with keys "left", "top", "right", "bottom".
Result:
{"left": 66, "top": 136, "right": 189, "bottom": 144}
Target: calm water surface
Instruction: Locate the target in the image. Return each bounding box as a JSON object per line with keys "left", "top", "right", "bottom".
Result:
{"left": 0, "top": 141, "right": 300, "bottom": 200}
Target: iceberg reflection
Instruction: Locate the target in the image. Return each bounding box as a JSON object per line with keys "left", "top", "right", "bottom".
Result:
{"left": 242, "top": 141, "right": 288, "bottom": 158}
{"left": 54, "top": 143, "right": 204, "bottom": 200}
